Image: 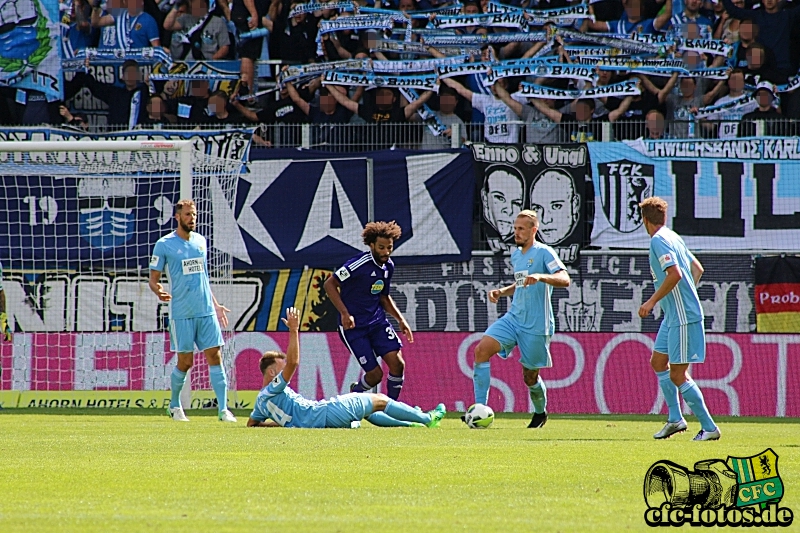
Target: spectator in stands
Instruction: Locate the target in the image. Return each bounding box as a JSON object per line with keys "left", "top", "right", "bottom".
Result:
{"left": 166, "top": 79, "right": 212, "bottom": 124}
{"left": 326, "top": 85, "right": 432, "bottom": 124}
{"left": 164, "top": 0, "right": 231, "bottom": 60}
{"left": 442, "top": 77, "right": 525, "bottom": 143}
{"left": 729, "top": 19, "right": 759, "bottom": 69}
{"left": 530, "top": 96, "right": 634, "bottom": 142}
{"left": 491, "top": 81, "right": 566, "bottom": 144}
{"left": 283, "top": 82, "right": 352, "bottom": 124}
{"left": 666, "top": 76, "right": 726, "bottom": 138}
{"left": 713, "top": 0, "right": 744, "bottom": 43}
{"left": 695, "top": 69, "right": 757, "bottom": 139}
{"left": 58, "top": 103, "right": 90, "bottom": 131}
{"left": 232, "top": 0, "right": 277, "bottom": 97}
{"left": 669, "top": 0, "right": 712, "bottom": 37}
{"left": 325, "top": 86, "right": 432, "bottom": 148}
{"left": 137, "top": 95, "right": 169, "bottom": 127}
{"left": 67, "top": 59, "right": 148, "bottom": 127}
{"left": 203, "top": 90, "right": 248, "bottom": 125}
{"left": 738, "top": 82, "right": 789, "bottom": 136}
{"left": 321, "top": 14, "right": 363, "bottom": 60}
{"left": 277, "top": 81, "right": 354, "bottom": 148}
{"left": 721, "top": 0, "right": 800, "bottom": 77}
{"left": 589, "top": 0, "right": 673, "bottom": 35}
{"left": 65, "top": 0, "right": 98, "bottom": 53}
{"left": 744, "top": 42, "right": 787, "bottom": 85}
{"left": 644, "top": 110, "right": 671, "bottom": 139}
{"left": 273, "top": 1, "right": 319, "bottom": 64}
{"left": 610, "top": 74, "right": 677, "bottom": 140}
{"left": 92, "top": 0, "right": 161, "bottom": 50}
{"left": 421, "top": 85, "right": 466, "bottom": 149}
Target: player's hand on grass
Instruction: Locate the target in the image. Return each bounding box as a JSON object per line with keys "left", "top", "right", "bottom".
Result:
{"left": 215, "top": 303, "right": 231, "bottom": 329}
{"left": 341, "top": 313, "right": 355, "bottom": 330}
{"left": 488, "top": 289, "right": 501, "bottom": 304}
{"left": 282, "top": 306, "right": 301, "bottom": 332}
{"left": 399, "top": 319, "right": 414, "bottom": 343}
{"left": 154, "top": 284, "right": 172, "bottom": 302}
{"left": 524, "top": 274, "right": 541, "bottom": 286}
{"left": 638, "top": 299, "right": 655, "bottom": 318}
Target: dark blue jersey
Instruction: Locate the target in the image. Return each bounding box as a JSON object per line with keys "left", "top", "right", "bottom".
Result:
{"left": 333, "top": 251, "right": 394, "bottom": 328}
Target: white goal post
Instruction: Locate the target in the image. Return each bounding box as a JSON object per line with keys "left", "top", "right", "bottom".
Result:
{"left": 0, "top": 139, "right": 244, "bottom": 408}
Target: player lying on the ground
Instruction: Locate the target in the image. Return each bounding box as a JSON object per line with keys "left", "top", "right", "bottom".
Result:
{"left": 247, "top": 307, "right": 446, "bottom": 429}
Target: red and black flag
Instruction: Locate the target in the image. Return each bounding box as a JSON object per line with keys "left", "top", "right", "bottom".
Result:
{"left": 755, "top": 256, "right": 800, "bottom": 333}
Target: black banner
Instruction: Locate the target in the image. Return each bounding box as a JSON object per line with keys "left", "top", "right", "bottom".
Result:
{"left": 470, "top": 143, "right": 590, "bottom": 264}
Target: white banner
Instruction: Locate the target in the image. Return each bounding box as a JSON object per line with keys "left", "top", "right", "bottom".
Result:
{"left": 588, "top": 141, "right": 800, "bottom": 251}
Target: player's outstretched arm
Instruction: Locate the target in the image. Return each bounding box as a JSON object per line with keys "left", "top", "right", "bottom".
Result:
{"left": 148, "top": 270, "right": 171, "bottom": 302}
{"left": 281, "top": 307, "right": 301, "bottom": 382}
{"left": 639, "top": 266, "right": 682, "bottom": 318}
{"left": 489, "top": 283, "right": 517, "bottom": 304}
{"left": 524, "top": 270, "right": 571, "bottom": 288}
{"left": 323, "top": 274, "right": 355, "bottom": 329}
{"left": 380, "top": 294, "right": 413, "bottom": 343}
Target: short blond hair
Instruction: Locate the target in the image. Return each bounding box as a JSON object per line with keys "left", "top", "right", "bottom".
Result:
{"left": 517, "top": 210, "right": 539, "bottom": 228}
{"left": 639, "top": 196, "right": 667, "bottom": 226}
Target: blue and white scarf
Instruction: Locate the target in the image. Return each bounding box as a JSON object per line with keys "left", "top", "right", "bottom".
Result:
{"left": 515, "top": 79, "right": 641, "bottom": 99}
{"left": 290, "top": 2, "right": 355, "bottom": 17}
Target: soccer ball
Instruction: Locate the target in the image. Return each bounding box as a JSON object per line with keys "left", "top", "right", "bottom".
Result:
{"left": 462, "top": 403, "right": 494, "bottom": 429}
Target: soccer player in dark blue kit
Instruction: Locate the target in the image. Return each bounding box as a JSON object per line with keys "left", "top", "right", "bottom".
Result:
{"left": 324, "top": 221, "right": 413, "bottom": 400}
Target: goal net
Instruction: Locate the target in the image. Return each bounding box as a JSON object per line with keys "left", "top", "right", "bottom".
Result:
{"left": 0, "top": 140, "right": 244, "bottom": 408}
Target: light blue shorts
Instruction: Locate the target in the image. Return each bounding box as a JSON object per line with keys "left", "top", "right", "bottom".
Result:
{"left": 324, "top": 393, "right": 375, "bottom": 428}
{"left": 654, "top": 320, "right": 706, "bottom": 365}
{"left": 169, "top": 315, "right": 225, "bottom": 354}
{"left": 485, "top": 314, "right": 552, "bottom": 370}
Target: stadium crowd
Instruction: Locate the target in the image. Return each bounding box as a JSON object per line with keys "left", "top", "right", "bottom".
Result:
{"left": 2, "top": 0, "right": 800, "bottom": 146}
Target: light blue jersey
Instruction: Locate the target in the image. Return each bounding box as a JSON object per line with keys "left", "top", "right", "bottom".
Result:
{"left": 250, "top": 373, "right": 328, "bottom": 428}
{"left": 508, "top": 243, "right": 565, "bottom": 335}
{"left": 150, "top": 232, "right": 214, "bottom": 320}
{"left": 649, "top": 226, "right": 704, "bottom": 326}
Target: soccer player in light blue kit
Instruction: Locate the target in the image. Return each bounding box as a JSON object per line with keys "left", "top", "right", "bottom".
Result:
{"left": 247, "top": 307, "right": 446, "bottom": 429}
{"left": 637, "top": 197, "right": 720, "bottom": 441}
{"left": 149, "top": 199, "right": 237, "bottom": 423}
{"left": 472, "top": 210, "right": 570, "bottom": 429}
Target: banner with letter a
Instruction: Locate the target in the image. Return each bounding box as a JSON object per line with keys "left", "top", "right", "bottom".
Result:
{"left": 755, "top": 255, "right": 800, "bottom": 333}
{"left": 588, "top": 139, "right": 800, "bottom": 251}
{"left": 470, "top": 143, "right": 590, "bottom": 264}
{"left": 223, "top": 149, "right": 475, "bottom": 269}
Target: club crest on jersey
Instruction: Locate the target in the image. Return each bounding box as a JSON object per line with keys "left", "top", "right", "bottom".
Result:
{"left": 370, "top": 280, "right": 385, "bottom": 294}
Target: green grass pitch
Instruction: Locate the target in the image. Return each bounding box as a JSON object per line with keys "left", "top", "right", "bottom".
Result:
{"left": 1, "top": 410, "right": 798, "bottom": 533}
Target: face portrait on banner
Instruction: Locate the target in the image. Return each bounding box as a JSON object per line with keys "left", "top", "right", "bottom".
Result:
{"left": 481, "top": 165, "right": 525, "bottom": 241}
{"left": 471, "top": 143, "right": 588, "bottom": 264}
{"left": 530, "top": 169, "right": 581, "bottom": 246}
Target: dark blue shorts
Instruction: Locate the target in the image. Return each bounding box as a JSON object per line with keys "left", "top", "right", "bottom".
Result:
{"left": 338, "top": 319, "right": 402, "bottom": 372}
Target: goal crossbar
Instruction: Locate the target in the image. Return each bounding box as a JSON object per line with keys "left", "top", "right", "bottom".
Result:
{"left": 1, "top": 140, "right": 195, "bottom": 203}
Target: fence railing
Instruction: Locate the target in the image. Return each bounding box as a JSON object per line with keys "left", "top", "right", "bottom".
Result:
{"left": 34, "top": 118, "right": 800, "bottom": 150}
